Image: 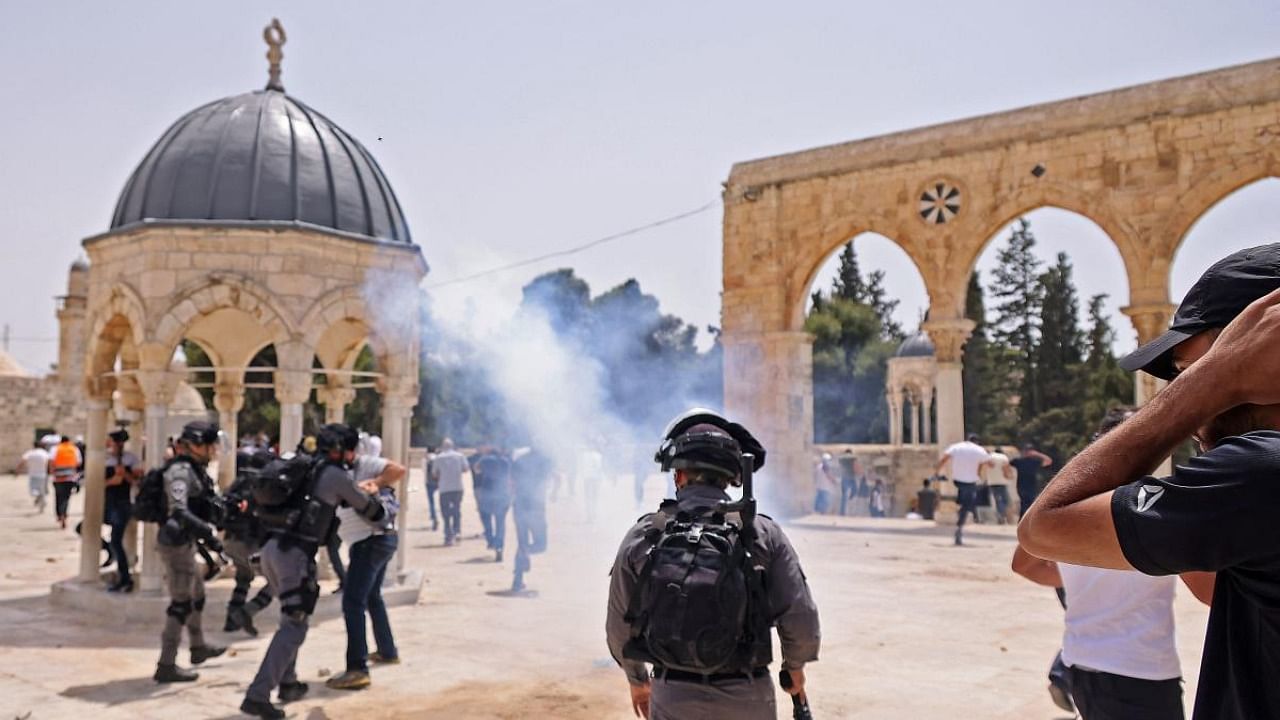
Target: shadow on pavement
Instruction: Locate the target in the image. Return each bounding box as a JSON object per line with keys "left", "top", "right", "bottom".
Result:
{"left": 788, "top": 519, "right": 1018, "bottom": 544}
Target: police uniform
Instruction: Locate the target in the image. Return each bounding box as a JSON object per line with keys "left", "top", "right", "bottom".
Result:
{"left": 606, "top": 486, "right": 821, "bottom": 719}
{"left": 155, "top": 447, "right": 224, "bottom": 678}
{"left": 222, "top": 462, "right": 274, "bottom": 634}
{"left": 242, "top": 426, "right": 384, "bottom": 718}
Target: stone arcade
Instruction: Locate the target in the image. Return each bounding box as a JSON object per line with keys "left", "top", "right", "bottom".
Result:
{"left": 722, "top": 58, "right": 1280, "bottom": 513}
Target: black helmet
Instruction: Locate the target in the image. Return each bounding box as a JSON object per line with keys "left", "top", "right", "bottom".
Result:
{"left": 316, "top": 423, "right": 359, "bottom": 454}
{"left": 179, "top": 421, "right": 220, "bottom": 446}
{"left": 654, "top": 408, "right": 766, "bottom": 487}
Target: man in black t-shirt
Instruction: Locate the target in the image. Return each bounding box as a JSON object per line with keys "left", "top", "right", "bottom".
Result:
{"left": 1020, "top": 243, "right": 1280, "bottom": 720}
{"left": 1010, "top": 443, "right": 1053, "bottom": 519}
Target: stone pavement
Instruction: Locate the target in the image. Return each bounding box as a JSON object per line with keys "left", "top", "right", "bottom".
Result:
{"left": 0, "top": 471, "right": 1209, "bottom": 719}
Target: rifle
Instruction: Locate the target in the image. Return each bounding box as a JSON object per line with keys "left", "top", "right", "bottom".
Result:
{"left": 717, "top": 452, "right": 757, "bottom": 544}
{"left": 779, "top": 669, "right": 814, "bottom": 720}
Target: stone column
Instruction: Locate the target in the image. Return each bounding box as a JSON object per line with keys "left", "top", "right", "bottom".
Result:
{"left": 921, "top": 387, "right": 934, "bottom": 445}
{"left": 213, "top": 381, "right": 244, "bottom": 491}
{"left": 1124, "top": 302, "right": 1176, "bottom": 474}
{"left": 909, "top": 396, "right": 921, "bottom": 445}
{"left": 923, "top": 319, "right": 975, "bottom": 449}
{"left": 316, "top": 385, "right": 356, "bottom": 425}
{"left": 381, "top": 392, "right": 416, "bottom": 576}
{"left": 1123, "top": 303, "right": 1176, "bottom": 406}
{"left": 78, "top": 396, "right": 112, "bottom": 582}
{"left": 887, "top": 392, "right": 902, "bottom": 446}
{"left": 723, "top": 331, "right": 813, "bottom": 517}
{"left": 274, "top": 341, "right": 316, "bottom": 453}
{"left": 137, "top": 367, "right": 177, "bottom": 593}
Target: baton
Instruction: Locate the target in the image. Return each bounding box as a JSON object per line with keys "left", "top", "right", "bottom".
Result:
{"left": 779, "top": 670, "right": 814, "bottom": 720}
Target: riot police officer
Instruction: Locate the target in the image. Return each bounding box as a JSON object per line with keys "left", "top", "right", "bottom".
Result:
{"left": 240, "top": 423, "right": 387, "bottom": 719}
{"left": 154, "top": 420, "right": 227, "bottom": 683}
{"left": 222, "top": 448, "right": 275, "bottom": 636}
{"left": 606, "top": 410, "right": 821, "bottom": 719}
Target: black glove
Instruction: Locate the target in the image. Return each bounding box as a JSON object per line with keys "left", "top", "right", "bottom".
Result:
{"left": 204, "top": 534, "right": 224, "bottom": 554}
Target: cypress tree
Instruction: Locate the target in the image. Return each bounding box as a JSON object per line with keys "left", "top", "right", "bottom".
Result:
{"left": 988, "top": 218, "right": 1044, "bottom": 422}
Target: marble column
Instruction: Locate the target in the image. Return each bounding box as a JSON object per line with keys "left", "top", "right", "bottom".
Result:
{"left": 274, "top": 374, "right": 311, "bottom": 454}
{"left": 921, "top": 387, "right": 934, "bottom": 445}
{"left": 136, "top": 367, "right": 177, "bottom": 593}
{"left": 381, "top": 394, "right": 415, "bottom": 576}
{"left": 887, "top": 392, "right": 902, "bottom": 446}
{"left": 316, "top": 385, "right": 356, "bottom": 425}
{"left": 923, "top": 318, "right": 975, "bottom": 449}
{"left": 213, "top": 381, "right": 244, "bottom": 491}
{"left": 909, "top": 397, "right": 921, "bottom": 446}
{"left": 77, "top": 397, "right": 112, "bottom": 582}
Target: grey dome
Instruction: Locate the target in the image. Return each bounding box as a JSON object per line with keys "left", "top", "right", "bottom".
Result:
{"left": 895, "top": 332, "right": 935, "bottom": 358}
{"left": 111, "top": 90, "right": 411, "bottom": 244}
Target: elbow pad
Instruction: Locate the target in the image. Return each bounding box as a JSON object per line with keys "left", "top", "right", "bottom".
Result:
{"left": 360, "top": 496, "right": 386, "bottom": 523}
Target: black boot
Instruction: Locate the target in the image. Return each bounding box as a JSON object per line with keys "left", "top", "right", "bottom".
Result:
{"left": 228, "top": 604, "right": 258, "bottom": 637}
{"left": 223, "top": 605, "right": 243, "bottom": 633}
{"left": 190, "top": 644, "right": 227, "bottom": 665}
{"left": 240, "top": 698, "right": 286, "bottom": 719}
{"left": 154, "top": 664, "right": 198, "bottom": 683}
{"left": 278, "top": 681, "right": 309, "bottom": 703}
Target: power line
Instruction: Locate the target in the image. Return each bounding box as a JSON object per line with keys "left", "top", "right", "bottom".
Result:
{"left": 424, "top": 199, "right": 721, "bottom": 290}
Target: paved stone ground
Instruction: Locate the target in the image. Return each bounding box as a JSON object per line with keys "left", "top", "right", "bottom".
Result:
{"left": 0, "top": 471, "right": 1209, "bottom": 719}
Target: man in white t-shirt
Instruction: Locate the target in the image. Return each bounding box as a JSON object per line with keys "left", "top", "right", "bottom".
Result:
{"left": 431, "top": 440, "right": 468, "bottom": 545}
{"left": 982, "top": 446, "right": 1016, "bottom": 525}
{"left": 18, "top": 441, "right": 50, "bottom": 512}
{"left": 328, "top": 453, "right": 406, "bottom": 690}
{"left": 936, "top": 434, "right": 990, "bottom": 545}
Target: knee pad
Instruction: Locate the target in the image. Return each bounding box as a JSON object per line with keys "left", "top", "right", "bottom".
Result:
{"left": 193, "top": 597, "right": 206, "bottom": 612}
{"left": 166, "top": 600, "right": 193, "bottom": 622}
{"left": 285, "top": 608, "right": 310, "bottom": 623}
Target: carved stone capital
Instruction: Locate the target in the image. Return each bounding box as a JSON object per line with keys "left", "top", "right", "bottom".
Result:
{"left": 922, "top": 318, "right": 976, "bottom": 364}
{"left": 213, "top": 382, "right": 246, "bottom": 414}
{"left": 1121, "top": 303, "right": 1177, "bottom": 345}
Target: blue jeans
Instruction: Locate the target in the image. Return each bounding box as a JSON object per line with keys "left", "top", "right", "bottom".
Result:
{"left": 343, "top": 534, "right": 399, "bottom": 671}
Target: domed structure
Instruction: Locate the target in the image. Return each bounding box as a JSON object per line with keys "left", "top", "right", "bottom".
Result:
{"left": 110, "top": 90, "right": 412, "bottom": 244}
{"left": 895, "top": 331, "right": 935, "bottom": 358}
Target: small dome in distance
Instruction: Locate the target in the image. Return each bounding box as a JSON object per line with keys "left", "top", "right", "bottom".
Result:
{"left": 895, "top": 331, "right": 935, "bottom": 358}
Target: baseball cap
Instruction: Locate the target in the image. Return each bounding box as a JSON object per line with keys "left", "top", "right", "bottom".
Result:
{"left": 1120, "top": 243, "right": 1280, "bottom": 379}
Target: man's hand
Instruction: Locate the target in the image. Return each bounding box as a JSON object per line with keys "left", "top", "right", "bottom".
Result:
{"left": 782, "top": 667, "right": 807, "bottom": 699}
{"left": 1202, "top": 287, "right": 1280, "bottom": 407}
{"left": 358, "top": 479, "right": 379, "bottom": 493}
{"left": 628, "top": 681, "right": 651, "bottom": 718}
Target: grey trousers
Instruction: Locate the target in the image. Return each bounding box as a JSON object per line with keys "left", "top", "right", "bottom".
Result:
{"left": 157, "top": 542, "right": 206, "bottom": 666}
{"left": 246, "top": 538, "right": 315, "bottom": 702}
{"left": 650, "top": 675, "right": 778, "bottom": 720}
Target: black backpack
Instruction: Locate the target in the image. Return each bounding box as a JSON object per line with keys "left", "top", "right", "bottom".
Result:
{"left": 623, "top": 504, "right": 772, "bottom": 674}
{"left": 132, "top": 458, "right": 183, "bottom": 523}
{"left": 251, "top": 455, "right": 336, "bottom": 544}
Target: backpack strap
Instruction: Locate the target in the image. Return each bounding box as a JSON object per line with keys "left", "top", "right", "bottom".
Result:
{"left": 622, "top": 503, "right": 676, "bottom": 629}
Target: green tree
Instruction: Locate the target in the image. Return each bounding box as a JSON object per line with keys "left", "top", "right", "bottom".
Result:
{"left": 1081, "top": 294, "right": 1134, "bottom": 426}
{"left": 961, "top": 272, "right": 1009, "bottom": 437}
{"left": 1036, "top": 252, "right": 1085, "bottom": 411}
{"left": 988, "top": 218, "right": 1044, "bottom": 422}
{"left": 832, "top": 242, "right": 867, "bottom": 302}
{"left": 806, "top": 296, "right": 895, "bottom": 442}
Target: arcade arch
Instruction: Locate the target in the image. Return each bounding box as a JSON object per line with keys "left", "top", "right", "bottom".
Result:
{"left": 722, "top": 57, "right": 1280, "bottom": 513}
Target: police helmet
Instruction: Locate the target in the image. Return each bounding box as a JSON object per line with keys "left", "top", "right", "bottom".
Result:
{"left": 654, "top": 408, "right": 766, "bottom": 486}
{"left": 316, "top": 423, "right": 360, "bottom": 455}
{"left": 179, "top": 421, "right": 221, "bottom": 446}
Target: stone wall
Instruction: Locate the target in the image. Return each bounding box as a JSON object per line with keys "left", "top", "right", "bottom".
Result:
{"left": 816, "top": 443, "right": 938, "bottom": 517}
{"left": 0, "top": 376, "right": 84, "bottom": 465}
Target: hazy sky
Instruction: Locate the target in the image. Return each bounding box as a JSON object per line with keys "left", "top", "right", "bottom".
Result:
{"left": 2, "top": 1, "right": 1278, "bottom": 372}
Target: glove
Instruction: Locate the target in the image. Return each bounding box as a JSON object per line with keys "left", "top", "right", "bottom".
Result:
{"left": 204, "top": 534, "right": 224, "bottom": 553}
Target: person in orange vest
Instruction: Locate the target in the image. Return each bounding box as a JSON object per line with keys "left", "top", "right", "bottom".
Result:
{"left": 50, "top": 436, "right": 82, "bottom": 529}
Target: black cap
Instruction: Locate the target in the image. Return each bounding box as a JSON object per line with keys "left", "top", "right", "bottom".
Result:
{"left": 108, "top": 429, "right": 129, "bottom": 444}
{"left": 1120, "top": 243, "right": 1280, "bottom": 380}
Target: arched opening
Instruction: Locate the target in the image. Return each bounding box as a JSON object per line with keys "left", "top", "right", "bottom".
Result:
{"left": 1171, "top": 178, "right": 1280, "bottom": 302}
{"left": 803, "top": 233, "right": 928, "bottom": 444}
{"left": 967, "top": 208, "right": 1133, "bottom": 463}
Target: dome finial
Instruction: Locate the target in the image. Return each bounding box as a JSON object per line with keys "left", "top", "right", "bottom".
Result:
{"left": 263, "top": 18, "right": 287, "bottom": 92}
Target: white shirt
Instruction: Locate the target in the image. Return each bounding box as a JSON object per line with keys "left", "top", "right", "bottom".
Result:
{"left": 944, "top": 441, "right": 990, "bottom": 484}
{"left": 365, "top": 435, "right": 383, "bottom": 458}
{"left": 1059, "top": 564, "right": 1181, "bottom": 681}
{"left": 337, "top": 455, "right": 390, "bottom": 546}
{"left": 21, "top": 448, "right": 48, "bottom": 478}
{"left": 983, "top": 452, "right": 1011, "bottom": 487}
{"left": 432, "top": 450, "right": 468, "bottom": 493}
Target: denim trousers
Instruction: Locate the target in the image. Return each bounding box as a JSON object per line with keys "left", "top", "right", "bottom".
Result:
{"left": 343, "top": 533, "right": 399, "bottom": 671}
